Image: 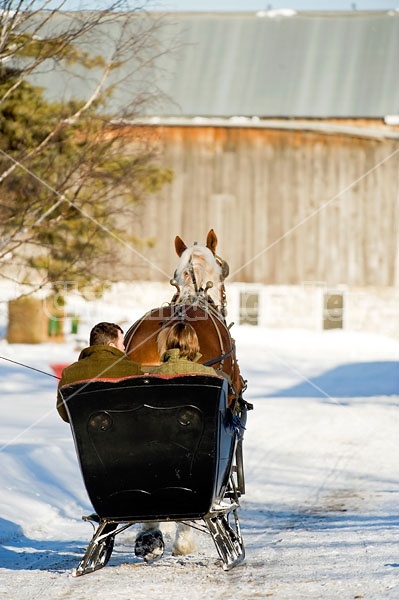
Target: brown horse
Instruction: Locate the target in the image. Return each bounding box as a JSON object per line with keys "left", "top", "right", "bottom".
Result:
{"left": 124, "top": 230, "right": 246, "bottom": 406}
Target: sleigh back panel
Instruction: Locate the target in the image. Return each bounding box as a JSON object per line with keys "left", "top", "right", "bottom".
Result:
{"left": 60, "top": 375, "right": 236, "bottom": 521}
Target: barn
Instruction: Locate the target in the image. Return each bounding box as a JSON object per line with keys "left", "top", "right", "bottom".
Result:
{"left": 30, "top": 9, "right": 399, "bottom": 335}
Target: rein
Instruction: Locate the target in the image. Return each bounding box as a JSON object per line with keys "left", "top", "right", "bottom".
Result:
{"left": 0, "top": 355, "right": 60, "bottom": 379}
{"left": 203, "top": 348, "right": 233, "bottom": 367}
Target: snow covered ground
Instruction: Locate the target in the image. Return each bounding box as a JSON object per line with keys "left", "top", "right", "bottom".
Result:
{"left": 1, "top": 322, "right": 399, "bottom": 599}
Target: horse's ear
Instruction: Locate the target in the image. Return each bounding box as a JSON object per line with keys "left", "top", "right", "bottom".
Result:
{"left": 175, "top": 236, "right": 187, "bottom": 257}
{"left": 206, "top": 229, "right": 218, "bottom": 254}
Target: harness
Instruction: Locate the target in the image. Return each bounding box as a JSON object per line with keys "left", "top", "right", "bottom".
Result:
{"left": 188, "top": 255, "right": 199, "bottom": 295}
{"left": 203, "top": 348, "right": 233, "bottom": 367}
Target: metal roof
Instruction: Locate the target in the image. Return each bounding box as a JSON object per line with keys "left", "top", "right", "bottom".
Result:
{"left": 29, "top": 11, "right": 399, "bottom": 118}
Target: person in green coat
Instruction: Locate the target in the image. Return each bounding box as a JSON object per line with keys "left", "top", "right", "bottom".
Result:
{"left": 153, "top": 321, "right": 217, "bottom": 376}
{"left": 57, "top": 322, "right": 142, "bottom": 422}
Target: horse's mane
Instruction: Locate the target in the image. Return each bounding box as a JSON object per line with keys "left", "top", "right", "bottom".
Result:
{"left": 173, "top": 244, "right": 222, "bottom": 306}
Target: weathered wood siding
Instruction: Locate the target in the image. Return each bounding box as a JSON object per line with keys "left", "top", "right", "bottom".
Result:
{"left": 124, "top": 125, "right": 399, "bottom": 287}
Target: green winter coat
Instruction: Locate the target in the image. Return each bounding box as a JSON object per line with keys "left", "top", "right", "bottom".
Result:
{"left": 57, "top": 345, "right": 142, "bottom": 422}
{"left": 153, "top": 349, "right": 217, "bottom": 375}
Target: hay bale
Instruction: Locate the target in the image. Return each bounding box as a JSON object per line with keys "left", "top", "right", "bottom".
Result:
{"left": 7, "top": 297, "right": 48, "bottom": 343}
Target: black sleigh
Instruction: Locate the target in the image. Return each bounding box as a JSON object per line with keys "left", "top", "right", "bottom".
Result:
{"left": 60, "top": 374, "right": 247, "bottom": 576}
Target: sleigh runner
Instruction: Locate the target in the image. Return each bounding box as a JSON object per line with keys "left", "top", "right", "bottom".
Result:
{"left": 60, "top": 373, "right": 246, "bottom": 576}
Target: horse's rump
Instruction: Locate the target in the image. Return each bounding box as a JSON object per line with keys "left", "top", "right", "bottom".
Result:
{"left": 124, "top": 304, "right": 243, "bottom": 399}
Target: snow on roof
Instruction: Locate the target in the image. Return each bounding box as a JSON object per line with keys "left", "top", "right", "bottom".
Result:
{"left": 27, "top": 11, "right": 399, "bottom": 119}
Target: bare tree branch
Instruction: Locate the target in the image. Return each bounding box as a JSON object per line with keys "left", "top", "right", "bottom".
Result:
{"left": 0, "top": 1, "right": 174, "bottom": 294}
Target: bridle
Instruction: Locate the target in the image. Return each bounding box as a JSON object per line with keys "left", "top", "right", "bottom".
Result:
{"left": 171, "top": 245, "right": 230, "bottom": 318}
{"left": 214, "top": 253, "right": 229, "bottom": 317}
{"left": 187, "top": 255, "right": 199, "bottom": 295}
{"left": 185, "top": 252, "right": 229, "bottom": 317}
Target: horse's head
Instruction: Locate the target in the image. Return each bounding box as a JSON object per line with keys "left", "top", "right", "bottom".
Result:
{"left": 171, "top": 229, "right": 229, "bottom": 313}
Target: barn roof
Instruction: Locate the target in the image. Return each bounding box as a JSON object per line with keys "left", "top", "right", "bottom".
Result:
{"left": 30, "top": 10, "right": 399, "bottom": 119}
{"left": 148, "top": 11, "right": 399, "bottom": 119}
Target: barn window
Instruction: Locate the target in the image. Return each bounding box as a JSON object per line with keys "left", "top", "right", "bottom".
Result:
{"left": 239, "top": 291, "right": 259, "bottom": 326}
{"left": 323, "top": 293, "right": 343, "bottom": 330}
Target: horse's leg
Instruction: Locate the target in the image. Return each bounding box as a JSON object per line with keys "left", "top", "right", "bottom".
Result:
{"left": 172, "top": 522, "right": 196, "bottom": 556}
{"left": 134, "top": 521, "right": 164, "bottom": 561}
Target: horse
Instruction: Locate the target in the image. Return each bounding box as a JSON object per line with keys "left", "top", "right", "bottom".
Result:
{"left": 124, "top": 229, "right": 245, "bottom": 403}
{"left": 124, "top": 229, "right": 247, "bottom": 559}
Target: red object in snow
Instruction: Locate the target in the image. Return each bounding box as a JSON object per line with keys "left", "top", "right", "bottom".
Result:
{"left": 50, "top": 363, "right": 69, "bottom": 379}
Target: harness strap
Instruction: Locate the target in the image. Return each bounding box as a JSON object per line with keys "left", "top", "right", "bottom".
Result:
{"left": 206, "top": 307, "right": 226, "bottom": 365}
{"left": 188, "top": 256, "right": 199, "bottom": 294}
{"left": 203, "top": 348, "right": 233, "bottom": 367}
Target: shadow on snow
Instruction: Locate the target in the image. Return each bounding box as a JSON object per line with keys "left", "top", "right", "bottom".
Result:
{"left": 265, "top": 361, "right": 399, "bottom": 400}
{"left": 0, "top": 517, "right": 82, "bottom": 572}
